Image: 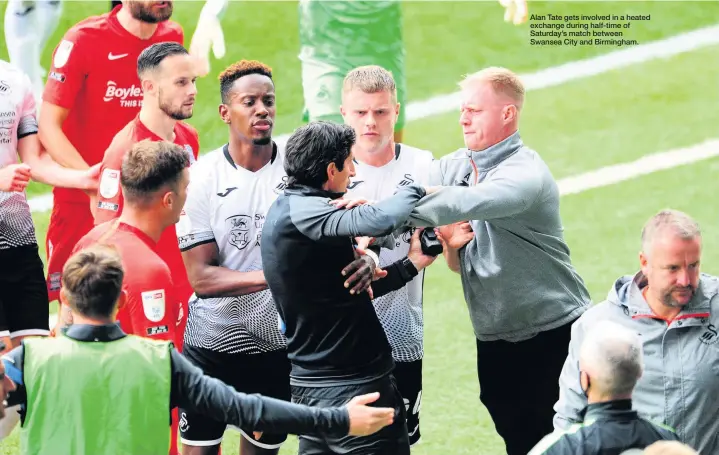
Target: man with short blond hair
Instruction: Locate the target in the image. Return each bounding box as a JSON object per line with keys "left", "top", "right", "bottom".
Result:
{"left": 554, "top": 209, "right": 719, "bottom": 454}
{"left": 459, "top": 66, "right": 525, "bottom": 109}
{"left": 343, "top": 65, "right": 398, "bottom": 97}
{"left": 339, "top": 64, "right": 439, "bottom": 446}
{"left": 404, "top": 66, "right": 591, "bottom": 454}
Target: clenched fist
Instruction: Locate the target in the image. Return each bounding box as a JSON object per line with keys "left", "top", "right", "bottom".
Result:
{"left": 0, "top": 164, "right": 32, "bottom": 193}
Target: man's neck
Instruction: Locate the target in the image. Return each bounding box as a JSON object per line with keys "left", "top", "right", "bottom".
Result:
{"left": 71, "top": 314, "right": 114, "bottom": 326}
{"left": 228, "top": 138, "right": 274, "bottom": 173}
{"left": 139, "top": 106, "right": 177, "bottom": 142}
{"left": 116, "top": 7, "right": 159, "bottom": 40}
{"left": 353, "top": 141, "right": 395, "bottom": 168}
{"left": 587, "top": 392, "right": 631, "bottom": 405}
{"left": 643, "top": 286, "right": 682, "bottom": 321}
{"left": 118, "top": 209, "right": 166, "bottom": 243}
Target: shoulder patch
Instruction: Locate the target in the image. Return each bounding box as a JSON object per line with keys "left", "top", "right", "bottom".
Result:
{"left": 53, "top": 40, "right": 74, "bottom": 69}
{"left": 141, "top": 289, "right": 166, "bottom": 323}
{"left": 99, "top": 168, "right": 120, "bottom": 199}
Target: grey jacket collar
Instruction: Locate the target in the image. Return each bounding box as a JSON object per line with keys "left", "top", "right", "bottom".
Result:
{"left": 465, "top": 131, "right": 523, "bottom": 170}
{"left": 617, "top": 271, "right": 715, "bottom": 318}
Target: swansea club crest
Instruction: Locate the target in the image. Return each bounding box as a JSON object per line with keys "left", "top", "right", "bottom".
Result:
{"left": 226, "top": 215, "right": 252, "bottom": 250}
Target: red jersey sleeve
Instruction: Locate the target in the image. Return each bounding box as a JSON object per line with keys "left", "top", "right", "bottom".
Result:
{"left": 95, "top": 129, "right": 132, "bottom": 225}
{"left": 121, "top": 271, "right": 178, "bottom": 342}
{"left": 42, "top": 27, "right": 91, "bottom": 110}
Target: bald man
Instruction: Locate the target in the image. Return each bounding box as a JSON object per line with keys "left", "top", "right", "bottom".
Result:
{"left": 529, "top": 320, "right": 679, "bottom": 454}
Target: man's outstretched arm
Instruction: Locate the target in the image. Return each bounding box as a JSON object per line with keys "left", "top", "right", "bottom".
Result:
{"left": 170, "top": 349, "right": 393, "bottom": 437}
{"left": 407, "top": 161, "right": 543, "bottom": 227}
{"left": 291, "top": 185, "right": 427, "bottom": 241}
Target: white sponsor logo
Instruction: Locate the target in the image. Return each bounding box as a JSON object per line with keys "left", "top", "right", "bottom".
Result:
{"left": 103, "top": 81, "right": 142, "bottom": 103}
{"left": 99, "top": 168, "right": 120, "bottom": 199}
{"left": 108, "top": 52, "right": 129, "bottom": 61}
{"left": 141, "top": 289, "right": 166, "bottom": 323}
{"left": 53, "top": 40, "right": 74, "bottom": 69}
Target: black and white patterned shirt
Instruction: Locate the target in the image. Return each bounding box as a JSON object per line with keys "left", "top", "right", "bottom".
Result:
{"left": 176, "top": 143, "right": 288, "bottom": 354}
{"left": 345, "top": 144, "right": 434, "bottom": 363}
{"left": 0, "top": 60, "right": 38, "bottom": 250}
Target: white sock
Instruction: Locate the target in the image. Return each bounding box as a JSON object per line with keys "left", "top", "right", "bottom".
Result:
{"left": 0, "top": 405, "right": 21, "bottom": 439}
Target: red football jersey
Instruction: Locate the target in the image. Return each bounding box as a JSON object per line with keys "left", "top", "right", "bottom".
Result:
{"left": 43, "top": 7, "right": 183, "bottom": 204}
{"left": 73, "top": 221, "right": 181, "bottom": 341}
{"left": 94, "top": 115, "right": 199, "bottom": 311}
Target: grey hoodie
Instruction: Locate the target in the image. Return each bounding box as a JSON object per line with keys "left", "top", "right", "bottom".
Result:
{"left": 407, "top": 132, "right": 590, "bottom": 341}
{"left": 553, "top": 272, "right": 719, "bottom": 454}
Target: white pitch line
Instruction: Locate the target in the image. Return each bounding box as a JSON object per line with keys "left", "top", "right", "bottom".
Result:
{"left": 47, "top": 138, "right": 719, "bottom": 329}
{"left": 557, "top": 139, "right": 719, "bottom": 196}
{"left": 27, "top": 24, "right": 719, "bottom": 214}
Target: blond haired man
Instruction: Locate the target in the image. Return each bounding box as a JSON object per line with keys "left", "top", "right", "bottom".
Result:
{"left": 405, "top": 67, "right": 591, "bottom": 455}
{"left": 337, "top": 65, "right": 441, "bottom": 446}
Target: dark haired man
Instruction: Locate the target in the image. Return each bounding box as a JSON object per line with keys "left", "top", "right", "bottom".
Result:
{"left": 91, "top": 41, "right": 199, "bottom": 346}
{"left": 0, "top": 243, "right": 397, "bottom": 455}
{"left": 87, "top": 40, "right": 198, "bottom": 455}
{"left": 176, "top": 59, "right": 290, "bottom": 455}
{"left": 261, "top": 121, "right": 433, "bottom": 455}
{"left": 176, "top": 61, "right": 397, "bottom": 455}
{"left": 38, "top": 0, "right": 183, "bottom": 308}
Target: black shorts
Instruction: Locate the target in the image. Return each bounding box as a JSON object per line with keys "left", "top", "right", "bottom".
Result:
{"left": 291, "top": 374, "right": 410, "bottom": 455}
{"left": 0, "top": 245, "right": 50, "bottom": 338}
{"left": 393, "top": 359, "right": 422, "bottom": 445}
{"left": 179, "top": 345, "right": 291, "bottom": 449}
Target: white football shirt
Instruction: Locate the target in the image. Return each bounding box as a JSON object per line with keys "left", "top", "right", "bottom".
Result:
{"left": 177, "top": 143, "right": 289, "bottom": 354}
{"left": 345, "top": 143, "right": 434, "bottom": 362}
{"left": 0, "top": 60, "right": 38, "bottom": 250}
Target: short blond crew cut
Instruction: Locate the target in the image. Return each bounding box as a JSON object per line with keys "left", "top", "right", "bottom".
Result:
{"left": 343, "top": 65, "right": 398, "bottom": 102}
{"left": 459, "top": 66, "right": 525, "bottom": 110}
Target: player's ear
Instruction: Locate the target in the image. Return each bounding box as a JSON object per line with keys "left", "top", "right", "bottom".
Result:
{"left": 161, "top": 190, "right": 174, "bottom": 210}
{"left": 395, "top": 102, "right": 400, "bottom": 122}
{"left": 140, "top": 76, "right": 154, "bottom": 96}
{"left": 219, "top": 103, "right": 230, "bottom": 124}
{"left": 503, "top": 105, "right": 517, "bottom": 123}
{"left": 116, "top": 290, "right": 128, "bottom": 312}
{"left": 326, "top": 162, "right": 337, "bottom": 181}
{"left": 339, "top": 105, "right": 346, "bottom": 118}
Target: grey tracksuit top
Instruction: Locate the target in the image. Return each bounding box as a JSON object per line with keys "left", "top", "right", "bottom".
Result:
{"left": 407, "top": 132, "right": 591, "bottom": 341}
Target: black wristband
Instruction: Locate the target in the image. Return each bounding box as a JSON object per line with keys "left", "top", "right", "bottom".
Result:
{"left": 400, "top": 257, "right": 419, "bottom": 281}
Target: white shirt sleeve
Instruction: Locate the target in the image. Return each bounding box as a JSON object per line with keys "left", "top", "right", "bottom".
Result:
{"left": 17, "top": 73, "right": 38, "bottom": 140}
{"left": 177, "top": 164, "right": 215, "bottom": 251}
